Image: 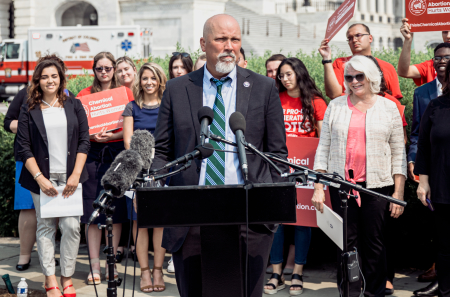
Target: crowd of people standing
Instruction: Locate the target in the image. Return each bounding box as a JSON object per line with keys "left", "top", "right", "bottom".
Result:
{"left": 2, "top": 13, "right": 450, "bottom": 297}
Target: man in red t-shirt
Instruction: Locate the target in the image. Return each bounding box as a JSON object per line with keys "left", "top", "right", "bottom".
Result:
{"left": 397, "top": 18, "right": 450, "bottom": 86}
{"left": 318, "top": 23, "right": 402, "bottom": 100}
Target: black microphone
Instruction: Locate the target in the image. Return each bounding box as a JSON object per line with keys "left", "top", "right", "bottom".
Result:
{"left": 130, "top": 130, "right": 155, "bottom": 170}
{"left": 158, "top": 143, "right": 214, "bottom": 171}
{"left": 101, "top": 150, "right": 144, "bottom": 197}
{"left": 198, "top": 106, "right": 214, "bottom": 146}
{"left": 229, "top": 111, "right": 249, "bottom": 181}
{"left": 87, "top": 190, "right": 111, "bottom": 224}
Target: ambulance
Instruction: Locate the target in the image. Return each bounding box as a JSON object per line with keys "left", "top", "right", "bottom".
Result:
{"left": 0, "top": 25, "right": 142, "bottom": 99}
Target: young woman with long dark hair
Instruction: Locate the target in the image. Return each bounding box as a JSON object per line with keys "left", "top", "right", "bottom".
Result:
{"left": 168, "top": 52, "right": 193, "bottom": 79}
{"left": 264, "top": 57, "right": 327, "bottom": 296}
{"left": 77, "top": 52, "right": 134, "bottom": 285}
{"left": 17, "top": 59, "right": 89, "bottom": 297}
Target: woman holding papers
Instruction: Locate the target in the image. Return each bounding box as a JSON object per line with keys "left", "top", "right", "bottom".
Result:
{"left": 16, "top": 59, "right": 89, "bottom": 297}
{"left": 415, "top": 62, "right": 450, "bottom": 297}
{"left": 122, "top": 62, "right": 167, "bottom": 293}
{"left": 77, "top": 52, "right": 134, "bottom": 285}
{"left": 312, "top": 55, "right": 406, "bottom": 297}
{"left": 264, "top": 57, "right": 327, "bottom": 296}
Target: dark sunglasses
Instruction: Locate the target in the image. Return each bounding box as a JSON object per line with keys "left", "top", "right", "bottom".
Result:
{"left": 94, "top": 66, "right": 114, "bottom": 73}
{"left": 344, "top": 73, "right": 365, "bottom": 83}
{"left": 172, "top": 52, "right": 190, "bottom": 58}
{"left": 433, "top": 55, "right": 450, "bottom": 62}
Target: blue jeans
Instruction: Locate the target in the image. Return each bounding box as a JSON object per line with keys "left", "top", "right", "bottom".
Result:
{"left": 269, "top": 225, "right": 311, "bottom": 265}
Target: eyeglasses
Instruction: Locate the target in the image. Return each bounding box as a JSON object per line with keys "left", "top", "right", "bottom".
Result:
{"left": 346, "top": 33, "right": 370, "bottom": 42}
{"left": 277, "top": 72, "right": 293, "bottom": 80}
{"left": 433, "top": 55, "right": 450, "bottom": 62}
{"left": 344, "top": 73, "right": 365, "bottom": 83}
{"left": 172, "top": 52, "right": 190, "bottom": 58}
{"left": 94, "top": 66, "right": 114, "bottom": 72}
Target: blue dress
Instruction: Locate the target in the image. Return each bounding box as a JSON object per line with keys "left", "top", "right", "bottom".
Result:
{"left": 123, "top": 101, "right": 159, "bottom": 220}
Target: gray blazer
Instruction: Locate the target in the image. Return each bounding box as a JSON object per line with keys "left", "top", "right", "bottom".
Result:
{"left": 313, "top": 95, "right": 407, "bottom": 189}
{"left": 151, "top": 66, "right": 289, "bottom": 253}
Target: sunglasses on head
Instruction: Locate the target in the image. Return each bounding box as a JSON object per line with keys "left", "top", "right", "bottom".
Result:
{"left": 94, "top": 66, "right": 114, "bottom": 73}
{"left": 172, "top": 52, "right": 190, "bottom": 58}
{"left": 344, "top": 73, "right": 365, "bottom": 83}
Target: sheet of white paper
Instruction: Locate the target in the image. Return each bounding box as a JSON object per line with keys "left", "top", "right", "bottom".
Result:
{"left": 316, "top": 204, "right": 343, "bottom": 250}
{"left": 40, "top": 183, "right": 83, "bottom": 218}
{"left": 125, "top": 191, "right": 134, "bottom": 199}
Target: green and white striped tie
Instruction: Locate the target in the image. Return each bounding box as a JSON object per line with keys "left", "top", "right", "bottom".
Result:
{"left": 205, "top": 77, "right": 230, "bottom": 185}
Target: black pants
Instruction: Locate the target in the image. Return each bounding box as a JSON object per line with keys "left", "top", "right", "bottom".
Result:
{"left": 434, "top": 203, "right": 450, "bottom": 297}
{"left": 172, "top": 225, "right": 274, "bottom": 297}
{"left": 330, "top": 183, "right": 392, "bottom": 297}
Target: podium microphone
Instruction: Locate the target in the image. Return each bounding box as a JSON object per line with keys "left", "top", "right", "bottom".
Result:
{"left": 198, "top": 106, "right": 214, "bottom": 146}
{"left": 156, "top": 143, "right": 214, "bottom": 172}
{"left": 101, "top": 149, "right": 144, "bottom": 197}
{"left": 130, "top": 130, "right": 155, "bottom": 170}
{"left": 229, "top": 111, "right": 248, "bottom": 181}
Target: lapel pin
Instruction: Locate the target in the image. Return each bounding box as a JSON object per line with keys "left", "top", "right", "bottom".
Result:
{"left": 243, "top": 81, "right": 250, "bottom": 87}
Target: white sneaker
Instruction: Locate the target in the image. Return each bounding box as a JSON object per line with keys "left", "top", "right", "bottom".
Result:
{"left": 167, "top": 259, "right": 175, "bottom": 273}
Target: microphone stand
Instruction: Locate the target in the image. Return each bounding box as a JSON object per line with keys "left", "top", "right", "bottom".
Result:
{"left": 89, "top": 191, "right": 122, "bottom": 297}
{"left": 207, "top": 134, "right": 407, "bottom": 297}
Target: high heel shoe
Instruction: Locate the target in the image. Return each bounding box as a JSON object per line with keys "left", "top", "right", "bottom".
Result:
{"left": 62, "top": 284, "right": 76, "bottom": 297}
{"left": 45, "top": 286, "right": 63, "bottom": 297}
{"left": 152, "top": 266, "right": 166, "bottom": 292}
{"left": 16, "top": 259, "right": 31, "bottom": 271}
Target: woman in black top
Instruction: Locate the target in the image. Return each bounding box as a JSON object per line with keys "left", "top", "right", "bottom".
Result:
{"left": 3, "top": 54, "right": 73, "bottom": 272}
{"left": 415, "top": 63, "right": 450, "bottom": 297}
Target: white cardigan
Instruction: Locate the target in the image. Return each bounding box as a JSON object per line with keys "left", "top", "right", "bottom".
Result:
{"left": 313, "top": 95, "right": 407, "bottom": 189}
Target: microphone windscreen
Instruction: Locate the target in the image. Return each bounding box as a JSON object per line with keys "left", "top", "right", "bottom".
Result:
{"left": 130, "top": 130, "right": 155, "bottom": 170}
{"left": 101, "top": 150, "right": 143, "bottom": 197}
{"left": 195, "top": 143, "right": 214, "bottom": 159}
{"left": 229, "top": 111, "right": 246, "bottom": 134}
{"left": 198, "top": 106, "right": 214, "bottom": 125}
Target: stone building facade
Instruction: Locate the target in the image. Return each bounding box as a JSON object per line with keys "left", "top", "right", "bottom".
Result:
{"left": 0, "top": 0, "right": 442, "bottom": 57}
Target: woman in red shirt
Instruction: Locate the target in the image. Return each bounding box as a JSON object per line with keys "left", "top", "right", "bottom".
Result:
{"left": 78, "top": 52, "right": 134, "bottom": 285}
{"left": 264, "top": 57, "right": 327, "bottom": 296}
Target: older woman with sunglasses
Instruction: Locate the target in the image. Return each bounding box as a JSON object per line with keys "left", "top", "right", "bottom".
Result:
{"left": 312, "top": 55, "right": 406, "bottom": 297}
{"left": 77, "top": 52, "right": 134, "bottom": 285}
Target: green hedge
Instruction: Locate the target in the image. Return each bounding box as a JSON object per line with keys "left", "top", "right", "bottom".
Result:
{"left": 1, "top": 46, "right": 435, "bottom": 267}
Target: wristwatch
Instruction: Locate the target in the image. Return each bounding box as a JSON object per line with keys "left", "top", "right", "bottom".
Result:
{"left": 322, "top": 59, "right": 332, "bottom": 65}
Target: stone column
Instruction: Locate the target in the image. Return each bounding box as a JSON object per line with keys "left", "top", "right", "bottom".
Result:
{"left": 359, "top": 0, "right": 367, "bottom": 12}
{"left": 13, "top": 0, "right": 35, "bottom": 39}
{"left": 0, "top": 0, "right": 11, "bottom": 40}
{"left": 369, "top": 0, "right": 376, "bottom": 13}
{"left": 386, "top": 0, "right": 394, "bottom": 16}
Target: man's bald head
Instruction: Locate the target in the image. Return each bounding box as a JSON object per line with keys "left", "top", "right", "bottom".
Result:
{"left": 203, "top": 14, "right": 240, "bottom": 40}
{"left": 200, "top": 14, "right": 242, "bottom": 78}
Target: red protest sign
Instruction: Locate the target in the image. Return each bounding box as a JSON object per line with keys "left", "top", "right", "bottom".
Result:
{"left": 78, "top": 86, "right": 130, "bottom": 135}
{"left": 406, "top": 0, "right": 450, "bottom": 32}
{"left": 283, "top": 137, "right": 332, "bottom": 228}
{"left": 325, "top": 0, "right": 357, "bottom": 41}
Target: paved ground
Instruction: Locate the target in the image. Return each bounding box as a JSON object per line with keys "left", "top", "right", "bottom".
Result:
{"left": 0, "top": 237, "right": 428, "bottom": 297}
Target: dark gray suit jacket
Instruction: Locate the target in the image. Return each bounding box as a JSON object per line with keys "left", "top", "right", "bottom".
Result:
{"left": 151, "top": 66, "right": 289, "bottom": 253}
{"left": 408, "top": 79, "right": 438, "bottom": 163}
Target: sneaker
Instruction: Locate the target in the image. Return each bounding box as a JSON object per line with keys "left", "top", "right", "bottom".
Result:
{"left": 167, "top": 259, "right": 175, "bottom": 273}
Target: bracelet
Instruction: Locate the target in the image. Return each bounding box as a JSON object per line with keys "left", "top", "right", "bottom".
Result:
{"left": 33, "top": 172, "right": 42, "bottom": 180}
{"left": 322, "top": 59, "right": 332, "bottom": 65}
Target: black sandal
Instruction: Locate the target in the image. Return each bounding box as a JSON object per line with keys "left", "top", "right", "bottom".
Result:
{"left": 264, "top": 273, "right": 285, "bottom": 295}
{"left": 289, "top": 274, "right": 303, "bottom": 296}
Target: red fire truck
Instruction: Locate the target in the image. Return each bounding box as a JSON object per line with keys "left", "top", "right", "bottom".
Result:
{"left": 0, "top": 25, "right": 142, "bottom": 100}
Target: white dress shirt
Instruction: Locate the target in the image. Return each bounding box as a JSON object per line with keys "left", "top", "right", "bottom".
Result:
{"left": 437, "top": 78, "right": 443, "bottom": 97}
{"left": 198, "top": 63, "right": 244, "bottom": 186}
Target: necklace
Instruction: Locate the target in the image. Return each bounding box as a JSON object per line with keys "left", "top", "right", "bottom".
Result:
{"left": 42, "top": 98, "right": 58, "bottom": 108}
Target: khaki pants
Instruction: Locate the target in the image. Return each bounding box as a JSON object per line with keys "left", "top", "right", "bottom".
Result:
{"left": 31, "top": 173, "right": 81, "bottom": 277}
